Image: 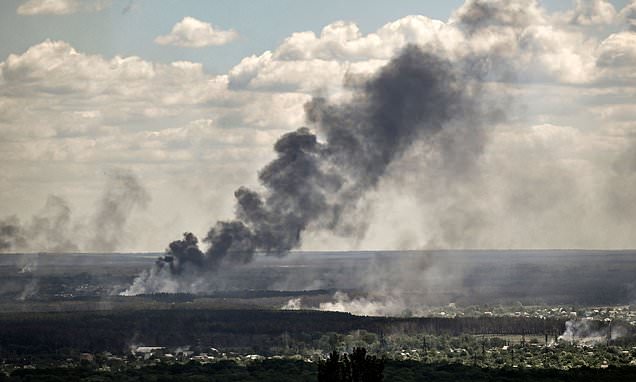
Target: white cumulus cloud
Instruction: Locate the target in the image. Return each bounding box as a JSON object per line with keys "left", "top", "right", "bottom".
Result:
{"left": 3, "top": 0, "right": 636, "bottom": 251}
{"left": 154, "top": 17, "right": 239, "bottom": 48}
{"left": 17, "top": 0, "right": 111, "bottom": 15}
{"left": 562, "top": 0, "right": 617, "bottom": 26}
{"left": 619, "top": 1, "right": 636, "bottom": 30}
{"left": 228, "top": 0, "right": 603, "bottom": 92}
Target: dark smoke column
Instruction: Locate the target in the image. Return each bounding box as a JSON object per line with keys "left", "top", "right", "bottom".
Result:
{"left": 159, "top": 126, "right": 328, "bottom": 273}
{"left": 124, "top": 45, "right": 481, "bottom": 294}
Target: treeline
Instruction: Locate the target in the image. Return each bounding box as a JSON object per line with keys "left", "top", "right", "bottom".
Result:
{"left": 139, "top": 289, "right": 335, "bottom": 302}
{"left": 4, "top": 360, "right": 636, "bottom": 382}
{"left": 0, "top": 309, "right": 565, "bottom": 357}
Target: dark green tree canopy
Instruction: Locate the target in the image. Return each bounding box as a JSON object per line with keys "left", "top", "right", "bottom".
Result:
{"left": 318, "top": 347, "right": 384, "bottom": 382}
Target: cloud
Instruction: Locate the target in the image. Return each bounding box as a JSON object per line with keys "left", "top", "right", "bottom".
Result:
{"left": 17, "top": 0, "right": 111, "bottom": 15}
{"left": 228, "top": 16, "right": 458, "bottom": 92}
{"left": 451, "top": 0, "right": 545, "bottom": 32}
{"left": 154, "top": 17, "right": 239, "bottom": 48}
{"left": 0, "top": 38, "right": 307, "bottom": 252}
{"left": 1, "top": 40, "right": 211, "bottom": 96}
{"left": 559, "top": 0, "right": 617, "bottom": 26}
{"left": 0, "top": 39, "right": 306, "bottom": 145}
{"left": 596, "top": 31, "right": 636, "bottom": 84}
{"left": 619, "top": 1, "right": 636, "bottom": 31}
{"left": 271, "top": 18, "right": 456, "bottom": 61}
{"left": 451, "top": 0, "right": 601, "bottom": 84}
{"left": 228, "top": 0, "right": 606, "bottom": 92}
{"left": 597, "top": 31, "right": 636, "bottom": 67}
{"left": 0, "top": 40, "right": 231, "bottom": 138}
{"left": 3, "top": 0, "right": 636, "bottom": 252}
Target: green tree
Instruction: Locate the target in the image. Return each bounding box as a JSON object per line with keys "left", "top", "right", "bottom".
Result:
{"left": 318, "top": 350, "right": 345, "bottom": 381}
{"left": 318, "top": 347, "right": 384, "bottom": 382}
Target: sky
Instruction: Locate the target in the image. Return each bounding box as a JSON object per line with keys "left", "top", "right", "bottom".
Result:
{"left": 1, "top": 0, "right": 636, "bottom": 252}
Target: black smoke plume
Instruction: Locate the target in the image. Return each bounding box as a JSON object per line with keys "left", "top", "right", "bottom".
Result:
{"left": 131, "top": 45, "right": 484, "bottom": 293}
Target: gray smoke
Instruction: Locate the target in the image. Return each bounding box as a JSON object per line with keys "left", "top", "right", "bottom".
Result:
{"left": 0, "top": 195, "right": 77, "bottom": 253}
{"left": 0, "top": 216, "right": 26, "bottom": 251}
{"left": 89, "top": 169, "right": 151, "bottom": 252}
{"left": 454, "top": 0, "right": 537, "bottom": 33}
{"left": 127, "top": 45, "right": 487, "bottom": 294}
{"left": 0, "top": 170, "right": 149, "bottom": 253}
{"left": 31, "top": 195, "right": 77, "bottom": 252}
{"left": 559, "top": 319, "right": 626, "bottom": 345}
{"left": 122, "top": 0, "right": 136, "bottom": 15}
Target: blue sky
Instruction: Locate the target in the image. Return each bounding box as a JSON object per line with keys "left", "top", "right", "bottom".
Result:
{"left": 1, "top": 0, "right": 629, "bottom": 73}
{"left": 1, "top": 0, "right": 468, "bottom": 73}
{"left": 1, "top": 0, "right": 636, "bottom": 252}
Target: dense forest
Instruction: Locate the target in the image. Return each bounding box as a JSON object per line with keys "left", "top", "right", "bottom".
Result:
{"left": 0, "top": 308, "right": 565, "bottom": 358}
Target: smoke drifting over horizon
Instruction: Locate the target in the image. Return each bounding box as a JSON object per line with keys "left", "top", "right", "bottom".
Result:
{"left": 0, "top": 169, "right": 149, "bottom": 253}
{"left": 0, "top": 195, "right": 76, "bottom": 253}
{"left": 124, "top": 45, "right": 491, "bottom": 295}
{"left": 90, "top": 170, "right": 150, "bottom": 252}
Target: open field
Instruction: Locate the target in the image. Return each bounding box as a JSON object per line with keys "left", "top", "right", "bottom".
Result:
{"left": 3, "top": 250, "right": 636, "bottom": 307}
